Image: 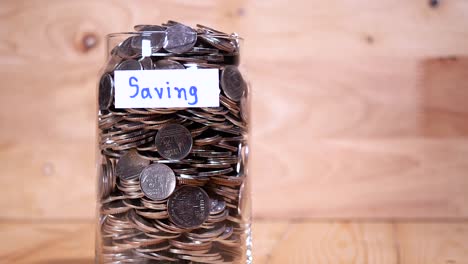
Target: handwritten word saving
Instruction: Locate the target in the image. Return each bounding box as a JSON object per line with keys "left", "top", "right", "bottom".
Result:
{"left": 114, "top": 69, "right": 220, "bottom": 108}
{"left": 129, "top": 77, "right": 198, "bottom": 105}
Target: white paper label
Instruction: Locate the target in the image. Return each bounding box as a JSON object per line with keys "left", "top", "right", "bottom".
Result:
{"left": 141, "top": 40, "right": 152, "bottom": 57}
{"left": 114, "top": 69, "right": 220, "bottom": 108}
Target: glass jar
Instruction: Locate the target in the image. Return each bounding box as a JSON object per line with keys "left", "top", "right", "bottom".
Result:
{"left": 95, "top": 21, "right": 251, "bottom": 264}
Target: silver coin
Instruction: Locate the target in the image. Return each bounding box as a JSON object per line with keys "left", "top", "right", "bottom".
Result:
{"left": 154, "top": 59, "right": 185, "bottom": 69}
{"left": 115, "top": 149, "right": 150, "bottom": 179}
{"left": 115, "top": 59, "right": 143, "bottom": 71}
{"left": 164, "top": 24, "right": 197, "bottom": 54}
{"left": 98, "top": 164, "right": 108, "bottom": 199}
{"left": 196, "top": 24, "right": 228, "bottom": 35}
{"left": 237, "top": 180, "right": 251, "bottom": 218}
{"left": 155, "top": 124, "right": 193, "bottom": 160}
{"left": 200, "top": 35, "right": 236, "bottom": 53}
{"left": 130, "top": 35, "right": 145, "bottom": 52}
{"left": 139, "top": 57, "right": 154, "bottom": 70}
{"left": 131, "top": 33, "right": 165, "bottom": 54}
{"left": 210, "top": 198, "right": 226, "bottom": 215}
{"left": 167, "top": 186, "right": 210, "bottom": 229}
{"left": 187, "top": 46, "right": 220, "bottom": 54}
{"left": 240, "top": 93, "right": 249, "bottom": 122}
{"left": 149, "top": 32, "right": 166, "bottom": 53}
{"left": 98, "top": 73, "right": 113, "bottom": 111}
{"left": 115, "top": 37, "right": 139, "bottom": 59}
{"left": 134, "top": 24, "right": 165, "bottom": 31}
{"left": 221, "top": 65, "right": 246, "bottom": 102}
{"left": 139, "top": 164, "right": 176, "bottom": 201}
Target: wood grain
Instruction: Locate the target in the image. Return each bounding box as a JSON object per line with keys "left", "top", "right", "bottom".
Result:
{"left": 1, "top": 220, "right": 467, "bottom": 264}
{"left": 0, "top": 0, "right": 468, "bottom": 219}
{"left": 0, "top": 221, "right": 93, "bottom": 263}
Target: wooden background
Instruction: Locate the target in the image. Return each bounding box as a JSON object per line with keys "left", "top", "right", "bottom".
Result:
{"left": 0, "top": 0, "right": 468, "bottom": 221}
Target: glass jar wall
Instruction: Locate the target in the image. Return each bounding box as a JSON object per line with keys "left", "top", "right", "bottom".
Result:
{"left": 96, "top": 21, "right": 251, "bottom": 264}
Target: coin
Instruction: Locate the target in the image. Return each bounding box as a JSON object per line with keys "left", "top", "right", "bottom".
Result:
{"left": 139, "top": 57, "right": 154, "bottom": 70}
{"left": 167, "top": 186, "right": 210, "bottom": 229}
{"left": 115, "top": 59, "right": 143, "bottom": 71}
{"left": 98, "top": 164, "right": 108, "bottom": 199}
{"left": 139, "top": 164, "right": 176, "bottom": 201}
{"left": 199, "top": 35, "right": 236, "bottom": 53}
{"left": 115, "top": 37, "right": 138, "bottom": 59}
{"left": 130, "top": 35, "right": 145, "bottom": 51}
{"left": 196, "top": 24, "right": 228, "bottom": 35}
{"left": 155, "top": 123, "right": 193, "bottom": 160}
{"left": 98, "top": 73, "right": 113, "bottom": 111}
{"left": 164, "top": 24, "right": 197, "bottom": 53}
{"left": 155, "top": 59, "right": 185, "bottom": 69}
{"left": 221, "top": 65, "right": 246, "bottom": 102}
{"left": 149, "top": 32, "right": 166, "bottom": 53}
{"left": 115, "top": 149, "right": 150, "bottom": 179}
{"left": 210, "top": 198, "right": 226, "bottom": 215}
{"left": 131, "top": 33, "right": 165, "bottom": 54}
{"left": 240, "top": 94, "right": 249, "bottom": 122}
{"left": 134, "top": 24, "right": 165, "bottom": 32}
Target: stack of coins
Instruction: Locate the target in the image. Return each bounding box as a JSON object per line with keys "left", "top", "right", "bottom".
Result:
{"left": 97, "top": 21, "right": 250, "bottom": 264}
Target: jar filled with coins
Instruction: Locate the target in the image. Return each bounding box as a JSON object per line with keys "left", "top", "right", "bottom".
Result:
{"left": 96, "top": 21, "right": 251, "bottom": 263}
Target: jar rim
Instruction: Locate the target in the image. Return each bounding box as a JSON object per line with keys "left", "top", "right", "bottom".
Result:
{"left": 106, "top": 32, "right": 244, "bottom": 41}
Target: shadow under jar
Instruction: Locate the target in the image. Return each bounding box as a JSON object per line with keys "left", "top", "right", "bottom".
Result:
{"left": 95, "top": 21, "right": 251, "bottom": 264}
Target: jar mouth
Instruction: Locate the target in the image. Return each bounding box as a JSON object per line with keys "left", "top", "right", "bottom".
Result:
{"left": 105, "top": 23, "right": 243, "bottom": 63}
{"left": 106, "top": 31, "right": 244, "bottom": 41}
{"left": 107, "top": 32, "right": 163, "bottom": 37}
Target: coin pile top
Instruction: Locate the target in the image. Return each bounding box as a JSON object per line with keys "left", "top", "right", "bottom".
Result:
{"left": 97, "top": 21, "right": 249, "bottom": 263}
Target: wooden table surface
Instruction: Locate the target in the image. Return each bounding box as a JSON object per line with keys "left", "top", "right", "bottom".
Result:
{"left": 1, "top": 220, "right": 467, "bottom": 264}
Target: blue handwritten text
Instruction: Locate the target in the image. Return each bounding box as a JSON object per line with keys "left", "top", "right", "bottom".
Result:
{"left": 128, "top": 77, "right": 198, "bottom": 105}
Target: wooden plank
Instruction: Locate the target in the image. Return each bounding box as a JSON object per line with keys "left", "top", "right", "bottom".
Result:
{"left": 1, "top": 221, "right": 467, "bottom": 264}
{"left": 264, "top": 221, "right": 398, "bottom": 264}
{"left": 0, "top": 221, "right": 93, "bottom": 263}
{"left": 397, "top": 222, "right": 468, "bottom": 264}
{"left": 262, "top": 221, "right": 468, "bottom": 264}
{"left": 253, "top": 139, "right": 468, "bottom": 218}
{"left": 1, "top": 0, "right": 468, "bottom": 219}
{"left": 251, "top": 221, "right": 290, "bottom": 264}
